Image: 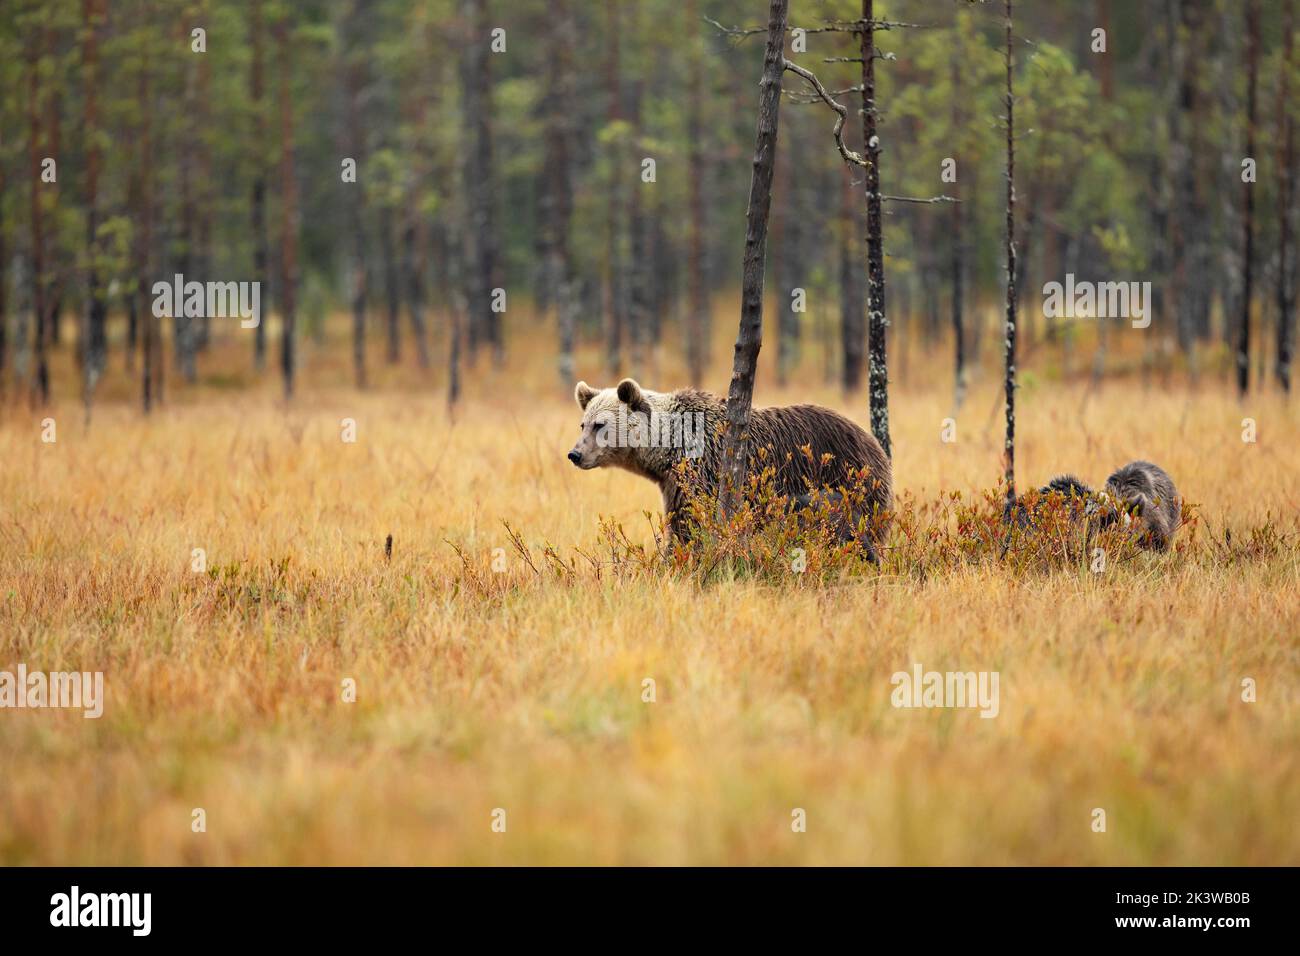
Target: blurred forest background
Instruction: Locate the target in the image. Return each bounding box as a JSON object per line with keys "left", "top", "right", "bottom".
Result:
{"left": 1, "top": 0, "right": 1297, "bottom": 413}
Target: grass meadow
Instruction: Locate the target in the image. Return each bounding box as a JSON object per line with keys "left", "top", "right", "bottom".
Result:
{"left": 2, "top": 305, "right": 1298, "bottom": 865}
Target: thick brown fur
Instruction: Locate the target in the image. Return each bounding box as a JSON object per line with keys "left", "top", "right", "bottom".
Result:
{"left": 569, "top": 379, "right": 893, "bottom": 556}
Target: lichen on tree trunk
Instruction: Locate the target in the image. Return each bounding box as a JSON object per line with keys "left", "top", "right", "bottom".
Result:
{"left": 860, "top": 0, "right": 891, "bottom": 459}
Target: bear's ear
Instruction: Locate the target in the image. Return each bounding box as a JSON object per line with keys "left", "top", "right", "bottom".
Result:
{"left": 616, "top": 378, "right": 647, "bottom": 412}
{"left": 575, "top": 381, "right": 597, "bottom": 410}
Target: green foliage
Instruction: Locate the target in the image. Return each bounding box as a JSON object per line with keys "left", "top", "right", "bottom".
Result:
{"left": 0, "top": 0, "right": 1293, "bottom": 379}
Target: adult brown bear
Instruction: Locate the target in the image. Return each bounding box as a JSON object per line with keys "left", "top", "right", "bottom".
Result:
{"left": 567, "top": 378, "right": 893, "bottom": 559}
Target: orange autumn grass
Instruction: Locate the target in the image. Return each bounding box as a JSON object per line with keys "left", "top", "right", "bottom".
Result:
{"left": 1, "top": 305, "right": 1297, "bottom": 865}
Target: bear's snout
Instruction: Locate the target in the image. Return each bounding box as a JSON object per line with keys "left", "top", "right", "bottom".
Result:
{"left": 567, "top": 449, "right": 582, "bottom": 466}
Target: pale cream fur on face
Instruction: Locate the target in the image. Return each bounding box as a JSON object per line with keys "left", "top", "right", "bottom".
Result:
{"left": 568, "top": 379, "right": 661, "bottom": 471}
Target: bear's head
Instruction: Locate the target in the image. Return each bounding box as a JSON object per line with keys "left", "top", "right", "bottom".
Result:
{"left": 567, "top": 378, "right": 661, "bottom": 475}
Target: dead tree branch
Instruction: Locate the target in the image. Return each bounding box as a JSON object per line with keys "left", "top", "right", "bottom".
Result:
{"left": 882, "top": 194, "right": 960, "bottom": 204}
{"left": 784, "top": 83, "right": 863, "bottom": 101}
{"left": 703, "top": 14, "right": 930, "bottom": 46}
{"left": 781, "top": 58, "right": 867, "bottom": 167}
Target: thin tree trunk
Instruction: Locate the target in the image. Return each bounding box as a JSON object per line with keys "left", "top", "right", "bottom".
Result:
{"left": 439, "top": 220, "right": 465, "bottom": 412}
{"left": 1097, "top": 0, "right": 1114, "bottom": 100}
{"left": 397, "top": 20, "right": 431, "bottom": 373}
{"left": 719, "top": 0, "right": 788, "bottom": 518}
{"left": 967, "top": 159, "right": 985, "bottom": 367}
{"left": 1278, "top": 0, "right": 1296, "bottom": 392}
{"left": 627, "top": 79, "right": 649, "bottom": 371}
{"left": 1188, "top": 22, "right": 1212, "bottom": 347}
{"left": 1238, "top": 0, "right": 1259, "bottom": 397}
{"left": 771, "top": 97, "right": 791, "bottom": 387}
{"left": 1169, "top": 0, "right": 1195, "bottom": 364}
{"left": 1087, "top": 0, "right": 1117, "bottom": 396}
{"left": 82, "top": 0, "right": 108, "bottom": 419}
{"left": 776, "top": 109, "right": 804, "bottom": 387}
{"left": 686, "top": 0, "right": 708, "bottom": 386}
{"left": 950, "top": 212, "right": 966, "bottom": 407}
{"left": 603, "top": 1, "right": 625, "bottom": 374}
{"left": 647, "top": 196, "right": 670, "bottom": 370}
{"left": 1212, "top": 0, "right": 1241, "bottom": 357}
{"left": 0, "top": 123, "right": 6, "bottom": 396}
{"left": 276, "top": 16, "right": 298, "bottom": 400}
{"left": 840, "top": 168, "right": 864, "bottom": 393}
{"left": 45, "top": 86, "right": 64, "bottom": 350}
{"left": 949, "top": 32, "right": 967, "bottom": 410}
{"left": 820, "top": 270, "right": 835, "bottom": 385}
{"left": 341, "top": 3, "right": 368, "bottom": 388}
{"left": 138, "top": 58, "right": 159, "bottom": 413}
{"left": 26, "top": 33, "right": 50, "bottom": 406}
{"left": 406, "top": 16, "right": 436, "bottom": 374}
{"left": 176, "top": 15, "right": 199, "bottom": 385}
{"left": 196, "top": 0, "right": 213, "bottom": 351}
{"left": 460, "top": 0, "right": 483, "bottom": 364}
{"left": 860, "top": 0, "right": 890, "bottom": 458}
{"left": 381, "top": 203, "right": 400, "bottom": 363}
{"left": 460, "top": 0, "right": 502, "bottom": 366}
{"left": 546, "top": 0, "right": 578, "bottom": 383}
{"left": 125, "top": 238, "right": 138, "bottom": 370}
{"left": 1003, "top": 0, "right": 1018, "bottom": 513}
{"left": 1015, "top": 199, "right": 1037, "bottom": 347}
{"left": 403, "top": 216, "right": 431, "bottom": 370}
{"left": 1150, "top": 0, "right": 1179, "bottom": 386}
{"left": 250, "top": 0, "right": 270, "bottom": 371}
